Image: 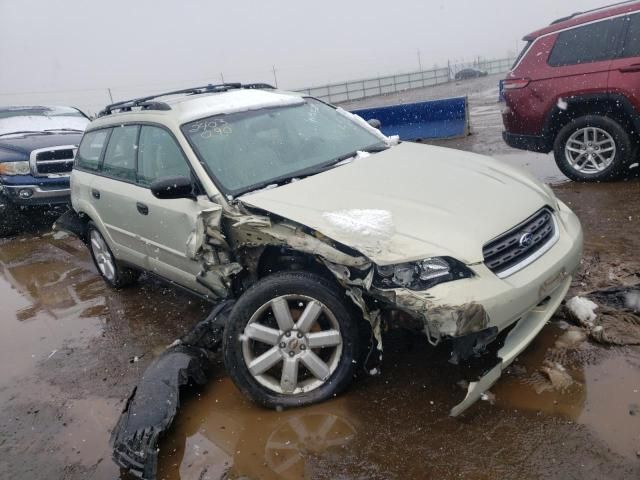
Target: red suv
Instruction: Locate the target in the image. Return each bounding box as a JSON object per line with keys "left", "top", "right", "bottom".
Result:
{"left": 502, "top": 1, "right": 640, "bottom": 181}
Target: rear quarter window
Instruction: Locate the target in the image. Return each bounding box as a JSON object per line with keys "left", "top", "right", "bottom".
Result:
{"left": 621, "top": 13, "right": 640, "bottom": 58}
{"left": 76, "top": 129, "right": 110, "bottom": 171}
{"left": 548, "top": 18, "right": 622, "bottom": 67}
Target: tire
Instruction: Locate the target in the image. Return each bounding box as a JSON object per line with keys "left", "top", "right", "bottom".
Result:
{"left": 0, "top": 200, "right": 22, "bottom": 237}
{"left": 223, "top": 271, "right": 360, "bottom": 409}
{"left": 87, "top": 222, "right": 140, "bottom": 288}
{"left": 553, "top": 115, "right": 634, "bottom": 182}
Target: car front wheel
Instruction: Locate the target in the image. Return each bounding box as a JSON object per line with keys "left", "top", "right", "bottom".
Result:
{"left": 553, "top": 115, "right": 634, "bottom": 182}
{"left": 87, "top": 222, "right": 139, "bottom": 288}
{"left": 223, "top": 272, "right": 360, "bottom": 409}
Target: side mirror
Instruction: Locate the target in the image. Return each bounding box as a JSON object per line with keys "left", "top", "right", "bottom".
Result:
{"left": 150, "top": 176, "right": 196, "bottom": 200}
{"left": 367, "top": 118, "right": 382, "bottom": 130}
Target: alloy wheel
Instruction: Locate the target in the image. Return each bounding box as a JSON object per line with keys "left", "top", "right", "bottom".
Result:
{"left": 90, "top": 229, "right": 116, "bottom": 282}
{"left": 241, "top": 295, "right": 343, "bottom": 395}
{"left": 564, "top": 126, "right": 616, "bottom": 175}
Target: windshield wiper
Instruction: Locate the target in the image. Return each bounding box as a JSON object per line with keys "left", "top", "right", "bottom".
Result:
{"left": 0, "top": 130, "right": 54, "bottom": 137}
{"left": 325, "top": 143, "right": 389, "bottom": 167}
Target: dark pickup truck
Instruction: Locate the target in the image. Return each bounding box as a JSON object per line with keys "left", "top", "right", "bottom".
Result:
{"left": 0, "top": 106, "right": 89, "bottom": 235}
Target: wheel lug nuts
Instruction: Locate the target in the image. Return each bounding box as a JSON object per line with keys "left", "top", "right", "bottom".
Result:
{"left": 285, "top": 331, "right": 291, "bottom": 337}
{"left": 297, "top": 332, "right": 303, "bottom": 339}
{"left": 289, "top": 351, "right": 295, "bottom": 357}
{"left": 300, "top": 345, "right": 306, "bottom": 350}
{"left": 280, "top": 342, "right": 286, "bottom": 348}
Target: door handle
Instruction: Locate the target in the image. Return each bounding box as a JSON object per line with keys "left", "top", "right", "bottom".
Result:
{"left": 619, "top": 64, "right": 640, "bottom": 73}
{"left": 136, "top": 202, "right": 149, "bottom": 215}
{"left": 91, "top": 189, "right": 100, "bottom": 199}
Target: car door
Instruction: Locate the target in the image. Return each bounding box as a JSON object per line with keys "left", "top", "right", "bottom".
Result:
{"left": 135, "top": 124, "right": 223, "bottom": 294}
{"left": 89, "top": 124, "right": 150, "bottom": 269}
{"left": 608, "top": 12, "right": 640, "bottom": 113}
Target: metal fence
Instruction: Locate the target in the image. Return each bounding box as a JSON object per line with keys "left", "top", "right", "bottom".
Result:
{"left": 297, "top": 56, "right": 515, "bottom": 104}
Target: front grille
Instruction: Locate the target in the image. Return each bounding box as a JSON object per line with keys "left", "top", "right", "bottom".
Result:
{"left": 34, "top": 147, "right": 76, "bottom": 175}
{"left": 483, "top": 207, "right": 556, "bottom": 277}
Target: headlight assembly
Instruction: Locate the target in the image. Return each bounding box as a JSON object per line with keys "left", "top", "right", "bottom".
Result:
{"left": 0, "top": 161, "right": 31, "bottom": 176}
{"left": 373, "top": 256, "right": 473, "bottom": 290}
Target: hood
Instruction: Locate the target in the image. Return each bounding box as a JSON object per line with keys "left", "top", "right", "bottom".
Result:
{"left": 239, "top": 143, "right": 555, "bottom": 265}
{"left": 0, "top": 132, "right": 83, "bottom": 158}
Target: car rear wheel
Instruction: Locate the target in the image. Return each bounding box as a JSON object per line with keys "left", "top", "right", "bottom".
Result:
{"left": 223, "top": 271, "right": 360, "bottom": 409}
{"left": 87, "top": 222, "right": 139, "bottom": 288}
{"left": 553, "top": 115, "right": 634, "bottom": 182}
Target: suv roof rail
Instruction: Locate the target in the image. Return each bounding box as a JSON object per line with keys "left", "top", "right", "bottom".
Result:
{"left": 550, "top": 1, "right": 638, "bottom": 24}
{"left": 97, "top": 82, "right": 276, "bottom": 117}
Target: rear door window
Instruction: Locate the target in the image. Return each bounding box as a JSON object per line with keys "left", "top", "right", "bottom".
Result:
{"left": 621, "top": 13, "right": 640, "bottom": 58}
{"left": 76, "top": 129, "right": 110, "bottom": 171}
{"left": 102, "top": 125, "right": 139, "bottom": 181}
{"left": 548, "top": 18, "right": 623, "bottom": 66}
{"left": 137, "top": 126, "right": 191, "bottom": 187}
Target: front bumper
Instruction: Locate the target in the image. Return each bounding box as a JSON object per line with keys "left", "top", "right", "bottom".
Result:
{"left": 1, "top": 175, "right": 70, "bottom": 206}
{"left": 384, "top": 201, "right": 583, "bottom": 415}
{"left": 502, "top": 131, "right": 550, "bottom": 153}
{"left": 449, "top": 273, "right": 571, "bottom": 416}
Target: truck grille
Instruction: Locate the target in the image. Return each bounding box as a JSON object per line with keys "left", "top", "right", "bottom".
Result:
{"left": 483, "top": 207, "right": 557, "bottom": 277}
{"left": 32, "top": 146, "right": 76, "bottom": 176}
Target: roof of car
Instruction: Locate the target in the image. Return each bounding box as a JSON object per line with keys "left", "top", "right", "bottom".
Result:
{"left": 524, "top": 1, "right": 640, "bottom": 40}
{"left": 90, "top": 86, "right": 305, "bottom": 128}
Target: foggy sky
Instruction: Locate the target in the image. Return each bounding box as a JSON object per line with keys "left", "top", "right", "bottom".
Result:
{"left": 0, "top": 0, "right": 608, "bottom": 113}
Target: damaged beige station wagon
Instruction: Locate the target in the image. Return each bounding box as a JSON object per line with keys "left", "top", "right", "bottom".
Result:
{"left": 64, "top": 83, "right": 583, "bottom": 416}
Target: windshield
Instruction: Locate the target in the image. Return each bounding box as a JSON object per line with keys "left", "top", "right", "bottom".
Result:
{"left": 182, "top": 98, "right": 386, "bottom": 196}
{"left": 0, "top": 106, "right": 89, "bottom": 136}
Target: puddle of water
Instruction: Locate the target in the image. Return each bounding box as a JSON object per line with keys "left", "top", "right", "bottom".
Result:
{"left": 156, "top": 324, "right": 639, "bottom": 479}
{"left": 492, "top": 322, "right": 640, "bottom": 461}
{"left": 158, "top": 378, "right": 359, "bottom": 480}
{"left": 0, "top": 236, "right": 106, "bottom": 389}
{"left": 579, "top": 355, "right": 640, "bottom": 460}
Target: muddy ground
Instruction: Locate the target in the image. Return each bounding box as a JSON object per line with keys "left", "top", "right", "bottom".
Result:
{"left": 1, "top": 75, "right": 639, "bottom": 480}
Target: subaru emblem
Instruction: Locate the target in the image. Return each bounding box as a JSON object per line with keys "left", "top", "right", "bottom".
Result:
{"left": 519, "top": 232, "right": 533, "bottom": 248}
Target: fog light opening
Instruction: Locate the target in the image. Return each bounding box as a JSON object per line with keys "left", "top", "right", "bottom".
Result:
{"left": 18, "top": 188, "right": 33, "bottom": 199}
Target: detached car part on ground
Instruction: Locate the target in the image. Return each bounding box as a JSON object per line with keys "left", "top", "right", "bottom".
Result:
{"left": 58, "top": 84, "right": 583, "bottom": 422}
{"left": 0, "top": 106, "right": 89, "bottom": 235}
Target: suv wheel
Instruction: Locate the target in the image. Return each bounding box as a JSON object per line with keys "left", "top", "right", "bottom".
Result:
{"left": 223, "top": 272, "right": 360, "bottom": 409}
{"left": 87, "top": 222, "right": 139, "bottom": 288}
{"left": 553, "top": 115, "right": 634, "bottom": 182}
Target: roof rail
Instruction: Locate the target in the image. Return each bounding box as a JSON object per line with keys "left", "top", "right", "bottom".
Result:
{"left": 550, "top": 1, "right": 638, "bottom": 24}
{"left": 98, "top": 82, "right": 276, "bottom": 117}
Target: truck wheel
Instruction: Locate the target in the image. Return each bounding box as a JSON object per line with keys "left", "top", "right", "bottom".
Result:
{"left": 223, "top": 271, "right": 360, "bottom": 409}
{"left": 87, "top": 222, "right": 139, "bottom": 288}
{"left": 0, "top": 201, "right": 21, "bottom": 237}
{"left": 554, "top": 115, "right": 633, "bottom": 182}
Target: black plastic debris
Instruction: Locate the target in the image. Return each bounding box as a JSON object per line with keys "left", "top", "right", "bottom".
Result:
{"left": 110, "top": 300, "right": 233, "bottom": 480}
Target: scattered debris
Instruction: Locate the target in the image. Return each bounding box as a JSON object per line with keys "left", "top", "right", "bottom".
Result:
{"left": 565, "top": 296, "right": 598, "bottom": 325}
{"left": 52, "top": 230, "right": 69, "bottom": 240}
{"left": 554, "top": 328, "right": 586, "bottom": 349}
{"left": 566, "top": 286, "right": 640, "bottom": 346}
{"left": 110, "top": 301, "right": 233, "bottom": 480}
{"left": 480, "top": 391, "right": 495, "bottom": 404}
{"left": 540, "top": 360, "right": 574, "bottom": 391}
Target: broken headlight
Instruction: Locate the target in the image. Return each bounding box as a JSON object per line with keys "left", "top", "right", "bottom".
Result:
{"left": 373, "top": 257, "right": 473, "bottom": 290}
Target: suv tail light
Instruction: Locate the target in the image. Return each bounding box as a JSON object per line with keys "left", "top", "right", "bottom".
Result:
{"left": 503, "top": 78, "right": 530, "bottom": 90}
